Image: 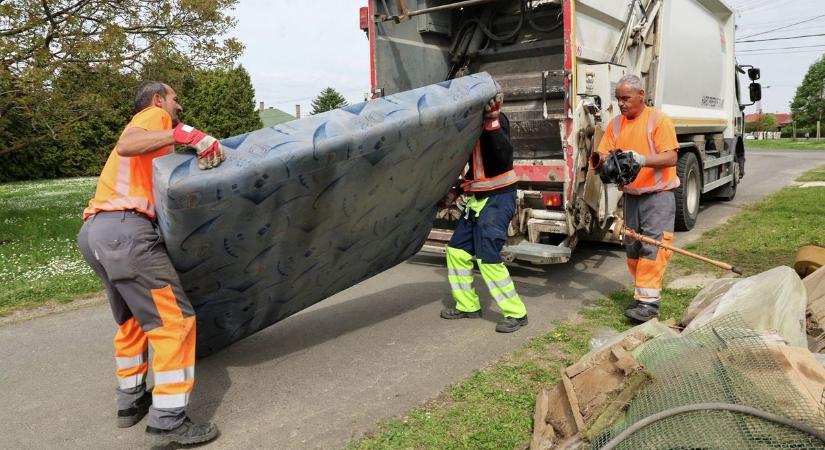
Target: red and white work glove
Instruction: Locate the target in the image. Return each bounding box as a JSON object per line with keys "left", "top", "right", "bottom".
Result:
{"left": 173, "top": 123, "right": 226, "bottom": 170}
{"left": 483, "top": 91, "right": 504, "bottom": 131}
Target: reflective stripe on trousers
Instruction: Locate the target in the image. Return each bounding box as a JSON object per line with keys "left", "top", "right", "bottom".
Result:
{"left": 624, "top": 191, "right": 675, "bottom": 305}
{"left": 446, "top": 246, "right": 526, "bottom": 318}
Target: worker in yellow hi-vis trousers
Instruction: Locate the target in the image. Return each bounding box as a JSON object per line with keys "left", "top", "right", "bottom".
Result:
{"left": 440, "top": 91, "right": 527, "bottom": 333}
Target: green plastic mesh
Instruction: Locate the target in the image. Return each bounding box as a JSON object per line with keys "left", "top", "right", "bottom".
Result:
{"left": 591, "top": 314, "right": 825, "bottom": 449}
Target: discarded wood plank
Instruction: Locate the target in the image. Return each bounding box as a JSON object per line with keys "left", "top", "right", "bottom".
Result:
{"left": 582, "top": 369, "right": 650, "bottom": 442}
{"left": 561, "top": 371, "right": 586, "bottom": 431}
{"left": 530, "top": 388, "right": 552, "bottom": 450}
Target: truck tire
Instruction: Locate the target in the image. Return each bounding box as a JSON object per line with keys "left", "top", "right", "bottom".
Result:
{"left": 675, "top": 152, "right": 701, "bottom": 231}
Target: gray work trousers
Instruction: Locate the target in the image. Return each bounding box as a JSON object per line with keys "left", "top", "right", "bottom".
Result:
{"left": 623, "top": 190, "right": 676, "bottom": 304}
{"left": 78, "top": 210, "right": 195, "bottom": 430}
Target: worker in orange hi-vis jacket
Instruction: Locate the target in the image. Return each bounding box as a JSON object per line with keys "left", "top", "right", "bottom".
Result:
{"left": 591, "top": 74, "right": 680, "bottom": 323}
{"left": 77, "top": 81, "right": 225, "bottom": 448}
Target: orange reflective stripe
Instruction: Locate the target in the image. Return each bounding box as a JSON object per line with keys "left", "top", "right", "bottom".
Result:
{"left": 472, "top": 142, "right": 485, "bottom": 179}
{"left": 115, "top": 152, "right": 130, "bottom": 196}
{"left": 646, "top": 111, "right": 659, "bottom": 155}
{"left": 462, "top": 140, "right": 520, "bottom": 192}
{"left": 633, "top": 231, "right": 673, "bottom": 300}
{"left": 611, "top": 116, "right": 622, "bottom": 142}
{"left": 462, "top": 170, "right": 519, "bottom": 192}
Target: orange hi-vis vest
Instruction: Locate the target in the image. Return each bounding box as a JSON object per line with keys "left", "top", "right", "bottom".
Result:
{"left": 601, "top": 106, "right": 681, "bottom": 195}
{"left": 83, "top": 107, "right": 174, "bottom": 221}
{"left": 460, "top": 141, "right": 520, "bottom": 192}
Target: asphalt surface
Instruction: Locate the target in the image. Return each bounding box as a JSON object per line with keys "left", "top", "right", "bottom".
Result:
{"left": 1, "top": 149, "right": 823, "bottom": 449}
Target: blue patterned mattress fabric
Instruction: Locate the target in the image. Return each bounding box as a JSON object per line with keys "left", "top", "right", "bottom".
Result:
{"left": 153, "top": 73, "right": 497, "bottom": 357}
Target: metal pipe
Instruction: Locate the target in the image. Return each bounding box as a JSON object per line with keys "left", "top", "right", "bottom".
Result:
{"left": 527, "top": 209, "right": 567, "bottom": 221}
{"left": 378, "top": 0, "right": 501, "bottom": 22}
{"left": 407, "top": 0, "right": 500, "bottom": 17}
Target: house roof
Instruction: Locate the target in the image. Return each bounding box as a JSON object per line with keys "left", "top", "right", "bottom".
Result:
{"left": 259, "top": 108, "right": 295, "bottom": 127}
{"left": 744, "top": 112, "right": 793, "bottom": 124}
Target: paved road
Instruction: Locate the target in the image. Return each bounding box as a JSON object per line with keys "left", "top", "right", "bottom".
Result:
{"left": 1, "top": 149, "right": 823, "bottom": 449}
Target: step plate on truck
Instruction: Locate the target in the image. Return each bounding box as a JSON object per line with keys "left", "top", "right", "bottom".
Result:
{"left": 153, "top": 74, "right": 497, "bottom": 357}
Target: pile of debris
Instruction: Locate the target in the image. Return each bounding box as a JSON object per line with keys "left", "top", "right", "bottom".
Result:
{"left": 531, "top": 246, "right": 825, "bottom": 450}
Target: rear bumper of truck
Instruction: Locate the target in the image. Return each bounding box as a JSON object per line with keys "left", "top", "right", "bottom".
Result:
{"left": 421, "top": 229, "right": 573, "bottom": 265}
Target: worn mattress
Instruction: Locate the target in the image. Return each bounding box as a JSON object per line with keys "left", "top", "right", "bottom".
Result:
{"left": 153, "top": 72, "right": 497, "bottom": 357}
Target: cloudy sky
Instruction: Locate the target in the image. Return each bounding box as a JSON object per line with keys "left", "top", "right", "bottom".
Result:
{"left": 228, "top": 0, "right": 370, "bottom": 116}
{"left": 228, "top": 0, "right": 824, "bottom": 116}
{"left": 732, "top": 0, "right": 824, "bottom": 114}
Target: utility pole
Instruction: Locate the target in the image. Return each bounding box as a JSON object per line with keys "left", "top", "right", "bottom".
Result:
{"left": 819, "top": 84, "right": 825, "bottom": 140}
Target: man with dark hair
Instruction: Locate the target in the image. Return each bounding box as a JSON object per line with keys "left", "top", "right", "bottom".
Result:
{"left": 440, "top": 92, "right": 528, "bottom": 333}
{"left": 78, "top": 81, "right": 225, "bottom": 447}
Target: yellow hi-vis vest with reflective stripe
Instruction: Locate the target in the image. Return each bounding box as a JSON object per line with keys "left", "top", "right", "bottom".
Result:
{"left": 460, "top": 141, "right": 519, "bottom": 192}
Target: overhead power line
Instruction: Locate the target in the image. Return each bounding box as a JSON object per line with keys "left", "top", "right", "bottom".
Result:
{"left": 737, "top": 43, "right": 825, "bottom": 52}
{"left": 737, "top": 32, "right": 825, "bottom": 43}
{"left": 738, "top": 13, "right": 825, "bottom": 39}
{"left": 735, "top": 49, "right": 825, "bottom": 56}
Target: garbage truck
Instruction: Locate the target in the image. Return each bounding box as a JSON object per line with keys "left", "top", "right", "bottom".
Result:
{"left": 359, "top": 0, "right": 762, "bottom": 264}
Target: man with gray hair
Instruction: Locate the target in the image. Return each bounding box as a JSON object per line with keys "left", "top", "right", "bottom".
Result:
{"left": 591, "top": 74, "right": 680, "bottom": 322}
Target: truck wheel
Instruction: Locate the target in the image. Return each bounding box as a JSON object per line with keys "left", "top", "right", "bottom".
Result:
{"left": 675, "top": 152, "right": 700, "bottom": 231}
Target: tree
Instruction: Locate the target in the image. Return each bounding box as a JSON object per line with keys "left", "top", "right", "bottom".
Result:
{"left": 310, "top": 87, "right": 348, "bottom": 115}
{"left": 745, "top": 113, "right": 778, "bottom": 133}
{"left": 790, "top": 56, "right": 825, "bottom": 132}
{"left": 1, "top": 0, "right": 243, "bottom": 155}
{"left": 185, "top": 65, "right": 263, "bottom": 137}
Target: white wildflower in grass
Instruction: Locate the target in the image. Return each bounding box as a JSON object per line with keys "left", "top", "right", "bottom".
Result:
{"left": 0, "top": 177, "right": 101, "bottom": 311}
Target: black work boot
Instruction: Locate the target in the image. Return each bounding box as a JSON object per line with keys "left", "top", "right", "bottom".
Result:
{"left": 440, "top": 307, "right": 482, "bottom": 319}
{"left": 117, "top": 390, "right": 151, "bottom": 428}
{"left": 624, "top": 302, "right": 659, "bottom": 323}
{"left": 496, "top": 316, "right": 528, "bottom": 333}
{"left": 145, "top": 417, "right": 219, "bottom": 449}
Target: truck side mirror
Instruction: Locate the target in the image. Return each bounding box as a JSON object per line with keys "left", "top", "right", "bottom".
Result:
{"left": 749, "top": 82, "right": 762, "bottom": 102}
{"left": 747, "top": 68, "right": 761, "bottom": 81}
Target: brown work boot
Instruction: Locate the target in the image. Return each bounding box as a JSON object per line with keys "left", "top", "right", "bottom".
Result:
{"left": 145, "top": 417, "right": 219, "bottom": 449}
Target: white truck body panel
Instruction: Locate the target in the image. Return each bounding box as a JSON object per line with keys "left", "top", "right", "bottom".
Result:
{"left": 368, "top": 0, "right": 751, "bottom": 263}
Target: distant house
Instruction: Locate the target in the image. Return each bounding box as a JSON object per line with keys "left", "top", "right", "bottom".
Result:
{"left": 744, "top": 112, "right": 793, "bottom": 130}
{"left": 258, "top": 102, "right": 295, "bottom": 127}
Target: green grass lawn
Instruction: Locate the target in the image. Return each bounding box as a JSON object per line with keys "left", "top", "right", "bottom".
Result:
{"left": 0, "top": 177, "right": 100, "bottom": 315}
{"left": 349, "top": 288, "right": 697, "bottom": 450}
{"left": 674, "top": 165, "right": 825, "bottom": 276}
{"left": 745, "top": 138, "right": 825, "bottom": 150}
{"left": 352, "top": 165, "right": 825, "bottom": 449}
